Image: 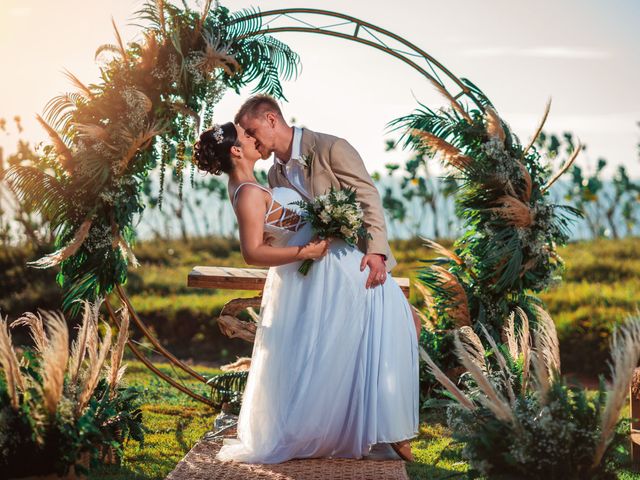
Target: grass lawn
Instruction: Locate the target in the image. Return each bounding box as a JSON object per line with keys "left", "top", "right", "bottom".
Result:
{"left": 88, "top": 359, "right": 640, "bottom": 480}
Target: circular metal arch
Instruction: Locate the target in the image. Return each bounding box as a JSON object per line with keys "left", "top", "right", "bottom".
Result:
{"left": 232, "top": 8, "right": 485, "bottom": 111}
{"left": 124, "top": 7, "right": 485, "bottom": 407}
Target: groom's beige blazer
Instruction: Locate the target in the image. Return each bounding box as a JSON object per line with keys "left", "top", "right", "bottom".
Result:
{"left": 267, "top": 127, "right": 397, "bottom": 272}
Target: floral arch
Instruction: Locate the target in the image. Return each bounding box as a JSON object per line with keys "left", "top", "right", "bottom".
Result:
{"left": 7, "top": 2, "right": 578, "bottom": 405}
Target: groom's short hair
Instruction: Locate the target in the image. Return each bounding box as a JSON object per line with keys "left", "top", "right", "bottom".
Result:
{"left": 235, "top": 95, "right": 284, "bottom": 123}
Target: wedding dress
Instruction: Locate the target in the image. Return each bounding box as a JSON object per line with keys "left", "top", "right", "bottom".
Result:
{"left": 215, "top": 182, "right": 419, "bottom": 464}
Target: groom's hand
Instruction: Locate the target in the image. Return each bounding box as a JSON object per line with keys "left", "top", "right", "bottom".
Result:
{"left": 361, "top": 254, "right": 387, "bottom": 289}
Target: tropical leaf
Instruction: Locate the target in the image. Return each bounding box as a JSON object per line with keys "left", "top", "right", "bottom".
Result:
{"left": 6, "top": 165, "right": 72, "bottom": 228}
{"left": 42, "top": 92, "right": 87, "bottom": 133}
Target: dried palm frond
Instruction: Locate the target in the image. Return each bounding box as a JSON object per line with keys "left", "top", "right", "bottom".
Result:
{"left": 42, "top": 92, "right": 88, "bottom": 133}
{"left": 138, "top": 31, "right": 160, "bottom": 71}
{"left": 95, "top": 44, "right": 127, "bottom": 62}
{"left": 515, "top": 307, "right": 531, "bottom": 390}
{"left": 479, "top": 324, "right": 516, "bottom": 405}
{"left": 156, "top": 0, "right": 166, "bottom": 34}
{"left": 35, "top": 114, "right": 74, "bottom": 173}
{"left": 116, "top": 123, "right": 162, "bottom": 175}
{"left": 502, "top": 311, "right": 518, "bottom": 360}
{"left": 412, "top": 304, "right": 435, "bottom": 332}
{"left": 195, "top": 0, "right": 215, "bottom": 36}
{"left": 27, "top": 219, "right": 92, "bottom": 269}
{"left": 412, "top": 280, "right": 437, "bottom": 323}
{"left": 532, "top": 305, "right": 561, "bottom": 376}
{"left": 489, "top": 195, "right": 534, "bottom": 227}
{"left": 520, "top": 257, "right": 539, "bottom": 278}
{"left": 522, "top": 98, "right": 551, "bottom": 159}
{"left": 111, "top": 17, "right": 130, "bottom": 63}
{"left": 531, "top": 349, "right": 551, "bottom": 403}
{"left": 431, "top": 265, "right": 471, "bottom": 327}
{"left": 541, "top": 139, "right": 582, "bottom": 194}
{"left": 220, "top": 356, "right": 252, "bottom": 372}
{"left": 457, "top": 326, "right": 486, "bottom": 370}
{"left": 410, "top": 129, "right": 474, "bottom": 172}
{"left": 454, "top": 333, "right": 515, "bottom": 423}
{"left": 419, "top": 345, "right": 476, "bottom": 410}
{"left": 192, "top": 31, "right": 240, "bottom": 76}
{"left": 429, "top": 80, "right": 473, "bottom": 123}
{"left": 484, "top": 106, "right": 506, "bottom": 143}
{"left": 516, "top": 161, "right": 533, "bottom": 203}
{"left": 10, "top": 311, "right": 48, "bottom": 354}
{"left": 420, "top": 237, "right": 464, "bottom": 265}
{"left": 77, "top": 320, "right": 112, "bottom": 412}
{"left": 62, "top": 69, "right": 93, "bottom": 98}
{"left": 0, "top": 316, "right": 25, "bottom": 409}
{"left": 71, "top": 122, "right": 110, "bottom": 142}
{"left": 40, "top": 311, "right": 69, "bottom": 415}
{"left": 592, "top": 317, "right": 640, "bottom": 468}
{"left": 68, "top": 301, "right": 97, "bottom": 385}
{"left": 108, "top": 308, "right": 129, "bottom": 396}
{"left": 169, "top": 102, "right": 201, "bottom": 134}
{"left": 113, "top": 234, "right": 140, "bottom": 268}
{"left": 127, "top": 89, "right": 153, "bottom": 114}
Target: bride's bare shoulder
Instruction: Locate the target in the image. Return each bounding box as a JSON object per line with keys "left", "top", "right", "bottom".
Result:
{"left": 232, "top": 183, "right": 271, "bottom": 211}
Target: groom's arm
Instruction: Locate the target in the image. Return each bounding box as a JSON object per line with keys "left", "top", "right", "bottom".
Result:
{"left": 329, "top": 138, "right": 389, "bottom": 258}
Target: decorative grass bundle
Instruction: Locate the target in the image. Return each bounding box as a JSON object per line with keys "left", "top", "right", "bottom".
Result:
{"left": 0, "top": 301, "right": 143, "bottom": 478}
{"left": 420, "top": 309, "right": 640, "bottom": 479}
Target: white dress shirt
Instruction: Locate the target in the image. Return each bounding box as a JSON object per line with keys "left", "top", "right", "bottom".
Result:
{"left": 274, "top": 126, "right": 312, "bottom": 200}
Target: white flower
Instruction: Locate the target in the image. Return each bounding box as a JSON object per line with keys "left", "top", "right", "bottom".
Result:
{"left": 319, "top": 211, "right": 332, "bottom": 224}
{"left": 340, "top": 225, "right": 353, "bottom": 237}
{"left": 334, "top": 190, "right": 348, "bottom": 202}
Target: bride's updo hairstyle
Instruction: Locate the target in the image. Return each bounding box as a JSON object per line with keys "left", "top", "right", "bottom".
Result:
{"left": 192, "top": 122, "right": 239, "bottom": 175}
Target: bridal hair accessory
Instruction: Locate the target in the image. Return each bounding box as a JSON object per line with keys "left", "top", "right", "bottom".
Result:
{"left": 210, "top": 123, "right": 225, "bottom": 144}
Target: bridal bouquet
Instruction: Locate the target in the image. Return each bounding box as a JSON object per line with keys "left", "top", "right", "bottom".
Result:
{"left": 291, "top": 186, "right": 372, "bottom": 275}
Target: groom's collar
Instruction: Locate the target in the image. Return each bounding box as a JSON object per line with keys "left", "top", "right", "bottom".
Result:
{"left": 274, "top": 126, "right": 303, "bottom": 165}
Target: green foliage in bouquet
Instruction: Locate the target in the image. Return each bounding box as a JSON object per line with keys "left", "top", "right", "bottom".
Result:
{"left": 420, "top": 308, "right": 640, "bottom": 479}
{"left": 6, "top": 1, "right": 299, "bottom": 315}
{"left": 291, "top": 186, "right": 373, "bottom": 275}
{"left": 0, "top": 302, "right": 144, "bottom": 477}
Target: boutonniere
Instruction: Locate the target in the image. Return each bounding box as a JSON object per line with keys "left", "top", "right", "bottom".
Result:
{"left": 298, "top": 145, "right": 316, "bottom": 176}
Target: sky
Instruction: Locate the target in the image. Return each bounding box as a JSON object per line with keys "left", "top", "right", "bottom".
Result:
{"left": 1, "top": 0, "right": 639, "bottom": 177}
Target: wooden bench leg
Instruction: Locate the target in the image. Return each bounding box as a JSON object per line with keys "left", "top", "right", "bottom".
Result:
{"left": 217, "top": 295, "right": 263, "bottom": 343}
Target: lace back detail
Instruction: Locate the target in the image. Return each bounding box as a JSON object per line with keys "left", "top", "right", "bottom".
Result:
{"left": 232, "top": 183, "right": 305, "bottom": 232}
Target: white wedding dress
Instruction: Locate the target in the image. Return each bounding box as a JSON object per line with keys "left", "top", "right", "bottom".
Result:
{"left": 215, "top": 182, "right": 419, "bottom": 464}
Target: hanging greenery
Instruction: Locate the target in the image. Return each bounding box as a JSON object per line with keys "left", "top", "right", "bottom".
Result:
{"left": 6, "top": 1, "right": 300, "bottom": 315}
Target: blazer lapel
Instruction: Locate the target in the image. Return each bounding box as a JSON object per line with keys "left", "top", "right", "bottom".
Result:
{"left": 300, "top": 128, "right": 317, "bottom": 197}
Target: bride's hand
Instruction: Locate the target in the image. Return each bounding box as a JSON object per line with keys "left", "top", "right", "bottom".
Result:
{"left": 300, "top": 238, "right": 331, "bottom": 260}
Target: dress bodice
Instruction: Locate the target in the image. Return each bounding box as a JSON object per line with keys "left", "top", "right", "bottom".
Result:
{"left": 232, "top": 183, "right": 310, "bottom": 247}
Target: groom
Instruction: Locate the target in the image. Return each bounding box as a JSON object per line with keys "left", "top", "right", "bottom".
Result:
{"left": 234, "top": 94, "right": 397, "bottom": 290}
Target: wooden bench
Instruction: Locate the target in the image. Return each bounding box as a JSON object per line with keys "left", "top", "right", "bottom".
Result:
{"left": 187, "top": 266, "right": 411, "bottom": 343}
{"left": 188, "top": 266, "right": 410, "bottom": 297}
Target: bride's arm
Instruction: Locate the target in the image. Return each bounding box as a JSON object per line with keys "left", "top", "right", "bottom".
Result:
{"left": 234, "top": 187, "right": 327, "bottom": 267}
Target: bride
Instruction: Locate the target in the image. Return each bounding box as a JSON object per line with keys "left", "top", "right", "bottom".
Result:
{"left": 192, "top": 121, "right": 420, "bottom": 464}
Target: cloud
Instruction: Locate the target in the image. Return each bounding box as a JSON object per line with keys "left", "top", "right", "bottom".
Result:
{"left": 462, "top": 46, "right": 611, "bottom": 59}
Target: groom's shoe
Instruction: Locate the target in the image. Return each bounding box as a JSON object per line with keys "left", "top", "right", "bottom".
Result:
{"left": 390, "top": 440, "right": 414, "bottom": 462}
